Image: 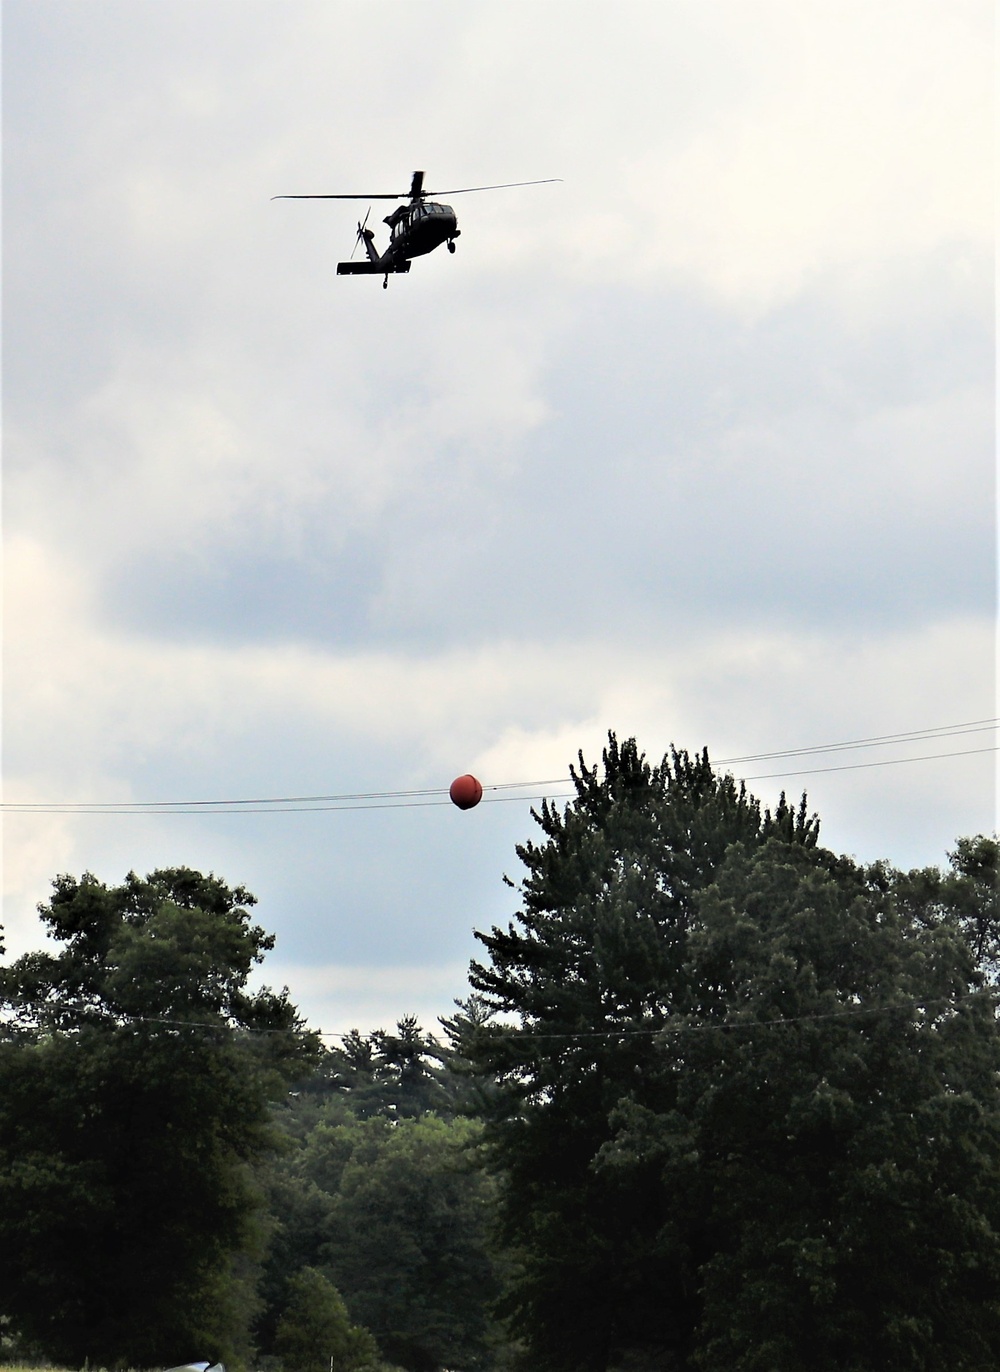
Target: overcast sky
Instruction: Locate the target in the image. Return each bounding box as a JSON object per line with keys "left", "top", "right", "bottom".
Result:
{"left": 3, "top": 0, "right": 995, "bottom": 1034}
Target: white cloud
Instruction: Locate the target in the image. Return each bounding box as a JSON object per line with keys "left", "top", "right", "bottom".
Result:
{"left": 404, "top": 1, "right": 993, "bottom": 305}
{"left": 253, "top": 960, "right": 471, "bottom": 1039}
{"left": 5, "top": 524, "right": 994, "bottom": 959}
{"left": 624, "top": 2, "right": 992, "bottom": 307}
{"left": 3, "top": 1, "right": 994, "bottom": 1020}
{"left": 7, "top": 2, "right": 991, "bottom": 307}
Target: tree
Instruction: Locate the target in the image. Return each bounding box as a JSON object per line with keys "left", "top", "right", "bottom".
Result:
{"left": 890, "top": 834, "right": 999, "bottom": 974}
{"left": 275, "top": 1267, "right": 379, "bottom": 1372}
{"left": 0, "top": 867, "right": 319, "bottom": 1368}
{"left": 258, "top": 1110, "right": 501, "bottom": 1372}
{"left": 256, "top": 1098, "right": 504, "bottom": 1372}
{"left": 294, "top": 1017, "right": 476, "bottom": 1121}
{"left": 319, "top": 1114, "right": 501, "bottom": 1372}
{"left": 460, "top": 736, "right": 1000, "bottom": 1371}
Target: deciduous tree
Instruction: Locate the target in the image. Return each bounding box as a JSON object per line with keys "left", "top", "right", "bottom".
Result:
{"left": 318, "top": 1114, "right": 499, "bottom": 1372}
{"left": 275, "top": 1267, "right": 379, "bottom": 1372}
{"left": 0, "top": 867, "right": 318, "bottom": 1368}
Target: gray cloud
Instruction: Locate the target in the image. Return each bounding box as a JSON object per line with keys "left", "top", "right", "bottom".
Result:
{"left": 4, "top": 0, "right": 994, "bottom": 1025}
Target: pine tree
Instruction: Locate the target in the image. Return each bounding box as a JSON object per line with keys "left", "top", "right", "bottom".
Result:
{"left": 459, "top": 736, "right": 1000, "bottom": 1371}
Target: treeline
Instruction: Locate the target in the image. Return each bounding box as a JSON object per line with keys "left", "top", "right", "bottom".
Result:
{"left": 2, "top": 737, "right": 999, "bottom": 1372}
{"left": 257, "top": 1020, "right": 505, "bottom": 1372}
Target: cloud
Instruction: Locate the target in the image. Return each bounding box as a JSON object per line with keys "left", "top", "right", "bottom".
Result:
{"left": 6, "top": 2, "right": 991, "bottom": 325}
{"left": 253, "top": 960, "right": 472, "bottom": 1040}
{"left": 9, "top": 254, "right": 991, "bottom": 660}
{"left": 5, "top": 525, "right": 994, "bottom": 965}
{"left": 3, "top": 1, "right": 994, "bottom": 1018}
{"left": 625, "top": 2, "right": 991, "bottom": 307}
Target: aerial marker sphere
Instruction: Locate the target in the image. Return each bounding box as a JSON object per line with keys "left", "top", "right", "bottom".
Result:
{"left": 450, "top": 774, "right": 483, "bottom": 810}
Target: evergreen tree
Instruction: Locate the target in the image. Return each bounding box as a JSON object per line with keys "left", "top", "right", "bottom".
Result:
{"left": 294, "top": 1018, "right": 473, "bottom": 1120}
{"left": 890, "top": 834, "right": 999, "bottom": 974}
{"left": 459, "top": 736, "right": 1000, "bottom": 1371}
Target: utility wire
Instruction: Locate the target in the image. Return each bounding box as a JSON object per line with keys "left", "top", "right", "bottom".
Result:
{"left": 2, "top": 719, "right": 995, "bottom": 815}
{"left": 734, "top": 744, "right": 996, "bottom": 784}
{"left": 6, "top": 992, "right": 993, "bottom": 1043}
{"left": 713, "top": 718, "right": 997, "bottom": 765}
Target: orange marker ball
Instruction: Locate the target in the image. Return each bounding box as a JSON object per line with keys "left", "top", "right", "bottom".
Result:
{"left": 450, "top": 774, "right": 483, "bottom": 809}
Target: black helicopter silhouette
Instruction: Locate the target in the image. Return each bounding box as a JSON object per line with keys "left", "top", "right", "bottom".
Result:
{"left": 273, "top": 170, "right": 559, "bottom": 287}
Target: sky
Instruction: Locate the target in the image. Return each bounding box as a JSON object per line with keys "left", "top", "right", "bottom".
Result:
{"left": 3, "top": 0, "right": 995, "bottom": 1035}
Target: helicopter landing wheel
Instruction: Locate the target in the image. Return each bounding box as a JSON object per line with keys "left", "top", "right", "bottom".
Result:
{"left": 383, "top": 276, "right": 389, "bottom": 289}
{"left": 447, "top": 240, "right": 456, "bottom": 253}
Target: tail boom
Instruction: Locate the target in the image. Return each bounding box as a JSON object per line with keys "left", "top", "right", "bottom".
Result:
{"left": 336, "top": 259, "right": 411, "bottom": 276}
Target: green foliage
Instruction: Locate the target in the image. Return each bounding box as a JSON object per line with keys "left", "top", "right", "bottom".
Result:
{"left": 291, "top": 1016, "right": 479, "bottom": 1122}
{"left": 275, "top": 1267, "right": 379, "bottom": 1372}
{"left": 632, "top": 839, "right": 1000, "bottom": 1371}
{"left": 890, "top": 834, "right": 999, "bottom": 973}
{"left": 460, "top": 735, "right": 1000, "bottom": 1371}
{"left": 259, "top": 1110, "right": 501, "bottom": 1372}
{"left": 6, "top": 789, "right": 990, "bottom": 1372}
{"left": 0, "top": 867, "right": 319, "bottom": 1369}
{"left": 321, "top": 1115, "right": 499, "bottom": 1372}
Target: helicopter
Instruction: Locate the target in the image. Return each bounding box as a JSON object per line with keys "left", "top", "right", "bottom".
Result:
{"left": 273, "top": 170, "right": 559, "bottom": 287}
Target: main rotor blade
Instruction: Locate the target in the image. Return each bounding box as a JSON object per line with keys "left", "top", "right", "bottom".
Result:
{"left": 424, "top": 178, "right": 562, "bottom": 195}
{"left": 271, "top": 177, "right": 562, "bottom": 202}
{"left": 409, "top": 170, "right": 425, "bottom": 199}
{"left": 271, "top": 193, "right": 404, "bottom": 201}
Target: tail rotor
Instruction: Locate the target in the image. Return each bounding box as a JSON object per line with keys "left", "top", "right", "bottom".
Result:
{"left": 350, "top": 206, "right": 372, "bottom": 259}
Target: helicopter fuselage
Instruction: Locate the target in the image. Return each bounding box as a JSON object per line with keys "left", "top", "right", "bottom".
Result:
{"left": 337, "top": 200, "right": 460, "bottom": 277}
{"left": 385, "top": 200, "right": 459, "bottom": 259}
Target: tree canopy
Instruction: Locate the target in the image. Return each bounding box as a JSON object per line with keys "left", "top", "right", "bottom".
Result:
{"left": 274, "top": 1267, "right": 379, "bottom": 1372}
{"left": 1, "top": 751, "right": 996, "bottom": 1372}
{"left": 258, "top": 1107, "right": 501, "bottom": 1372}
{"left": 0, "top": 867, "right": 318, "bottom": 1368}
{"left": 292, "top": 1015, "right": 475, "bottom": 1122}
{"left": 458, "top": 736, "right": 1000, "bottom": 1372}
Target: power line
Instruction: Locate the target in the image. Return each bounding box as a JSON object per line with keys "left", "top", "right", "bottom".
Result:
{"left": 735, "top": 744, "right": 997, "bottom": 784}
{"left": 714, "top": 718, "right": 998, "bottom": 766}
{"left": 7, "top": 992, "right": 993, "bottom": 1043}
{"left": 2, "top": 719, "right": 994, "bottom": 815}
{"left": 496, "top": 995, "right": 996, "bottom": 1040}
